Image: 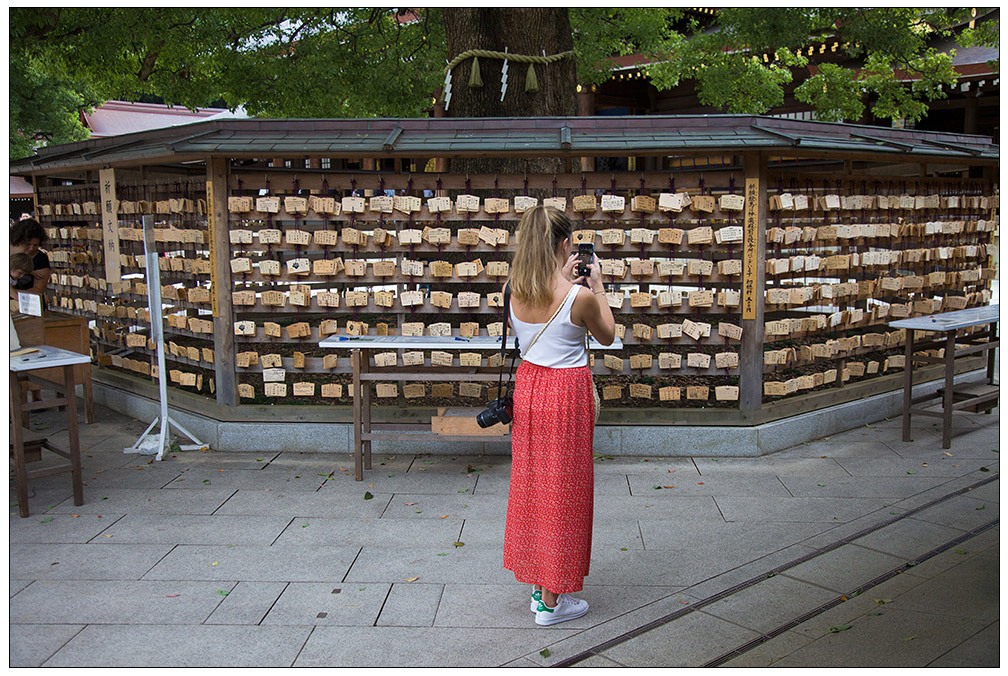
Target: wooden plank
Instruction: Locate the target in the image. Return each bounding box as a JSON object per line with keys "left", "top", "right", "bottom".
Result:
{"left": 431, "top": 415, "right": 510, "bottom": 437}
{"left": 207, "top": 157, "right": 236, "bottom": 407}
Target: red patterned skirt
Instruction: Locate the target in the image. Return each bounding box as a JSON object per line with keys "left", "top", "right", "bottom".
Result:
{"left": 503, "top": 361, "right": 595, "bottom": 594}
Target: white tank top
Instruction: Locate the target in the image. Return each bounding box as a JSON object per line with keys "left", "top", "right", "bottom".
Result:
{"left": 509, "top": 285, "right": 588, "bottom": 368}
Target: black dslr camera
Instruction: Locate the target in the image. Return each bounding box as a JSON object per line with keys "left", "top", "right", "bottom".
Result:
{"left": 476, "top": 394, "right": 513, "bottom": 428}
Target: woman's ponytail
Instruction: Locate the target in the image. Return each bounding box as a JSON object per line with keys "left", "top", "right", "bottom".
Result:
{"left": 511, "top": 206, "right": 571, "bottom": 307}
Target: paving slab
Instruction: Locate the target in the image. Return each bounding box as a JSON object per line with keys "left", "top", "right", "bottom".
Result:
{"left": 46, "top": 488, "right": 236, "bottom": 515}
{"left": 211, "top": 488, "right": 392, "bottom": 518}
{"left": 8, "top": 512, "right": 121, "bottom": 544}
{"left": 597, "top": 608, "right": 760, "bottom": 667}
{"left": 374, "top": 492, "right": 502, "bottom": 521}
{"left": 204, "top": 581, "right": 288, "bottom": 625}
{"left": 771, "top": 440, "right": 901, "bottom": 460}
{"left": 261, "top": 581, "right": 392, "bottom": 626}
{"left": 929, "top": 620, "right": 999, "bottom": 667}
{"left": 768, "top": 608, "right": 991, "bottom": 667}
{"left": 719, "top": 628, "right": 815, "bottom": 667}
{"left": 293, "top": 625, "right": 579, "bottom": 667}
{"left": 92, "top": 513, "right": 293, "bottom": 545}
{"left": 908, "top": 494, "right": 1000, "bottom": 532}
{"left": 714, "top": 495, "right": 893, "bottom": 523}
{"left": 891, "top": 549, "right": 999, "bottom": 623}
{"left": 272, "top": 516, "right": 464, "bottom": 548}
{"left": 693, "top": 456, "right": 850, "bottom": 477}
{"left": 9, "top": 623, "right": 85, "bottom": 668}
{"left": 783, "top": 543, "right": 909, "bottom": 594}
{"left": 343, "top": 544, "right": 516, "bottom": 586}
{"left": 163, "top": 466, "right": 331, "bottom": 491}
{"left": 637, "top": 518, "right": 829, "bottom": 558}
{"left": 376, "top": 582, "right": 445, "bottom": 627}
{"left": 141, "top": 544, "right": 361, "bottom": 583}
{"left": 10, "top": 580, "right": 231, "bottom": 625}
{"left": 832, "top": 456, "right": 983, "bottom": 478}
{"left": 778, "top": 474, "right": 948, "bottom": 499}
{"left": 72, "top": 463, "right": 184, "bottom": 490}
{"left": 843, "top": 516, "right": 967, "bottom": 560}
{"left": 627, "top": 473, "right": 792, "bottom": 497}
{"left": 700, "top": 573, "right": 838, "bottom": 634}
{"left": 42, "top": 624, "right": 312, "bottom": 667}
{"left": 10, "top": 543, "right": 173, "bottom": 581}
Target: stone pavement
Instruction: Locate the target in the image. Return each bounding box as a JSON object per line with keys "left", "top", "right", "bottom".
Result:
{"left": 9, "top": 396, "right": 999, "bottom": 667}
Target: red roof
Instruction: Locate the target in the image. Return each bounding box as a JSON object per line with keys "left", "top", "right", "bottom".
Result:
{"left": 81, "top": 100, "right": 246, "bottom": 138}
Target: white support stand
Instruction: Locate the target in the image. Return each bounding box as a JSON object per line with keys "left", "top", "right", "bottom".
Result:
{"left": 125, "top": 215, "right": 208, "bottom": 459}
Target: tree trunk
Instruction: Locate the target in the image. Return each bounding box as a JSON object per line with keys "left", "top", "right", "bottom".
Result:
{"left": 443, "top": 8, "right": 577, "bottom": 176}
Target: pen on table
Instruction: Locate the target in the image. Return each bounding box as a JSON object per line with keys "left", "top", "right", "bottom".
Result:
{"left": 453, "top": 336, "right": 471, "bottom": 341}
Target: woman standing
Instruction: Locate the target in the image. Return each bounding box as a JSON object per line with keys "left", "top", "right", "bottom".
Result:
{"left": 502, "top": 206, "right": 616, "bottom": 626}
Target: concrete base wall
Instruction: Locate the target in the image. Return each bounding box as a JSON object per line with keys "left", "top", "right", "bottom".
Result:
{"left": 92, "top": 371, "right": 991, "bottom": 457}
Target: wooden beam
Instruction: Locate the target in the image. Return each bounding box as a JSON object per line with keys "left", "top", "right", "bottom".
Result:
{"left": 207, "top": 156, "right": 237, "bottom": 407}
{"left": 740, "top": 152, "right": 767, "bottom": 419}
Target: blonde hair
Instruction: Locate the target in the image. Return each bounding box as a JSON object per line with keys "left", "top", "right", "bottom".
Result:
{"left": 510, "top": 206, "right": 572, "bottom": 307}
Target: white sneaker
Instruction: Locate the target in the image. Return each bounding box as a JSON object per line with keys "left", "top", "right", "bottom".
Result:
{"left": 535, "top": 594, "right": 588, "bottom": 626}
{"left": 530, "top": 589, "right": 542, "bottom": 612}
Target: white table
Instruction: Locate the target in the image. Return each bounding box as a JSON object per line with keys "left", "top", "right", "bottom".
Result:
{"left": 320, "top": 334, "right": 622, "bottom": 480}
{"left": 890, "top": 305, "right": 999, "bottom": 449}
{"left": 10, "top": 345, "right": 91, "bottom": 517}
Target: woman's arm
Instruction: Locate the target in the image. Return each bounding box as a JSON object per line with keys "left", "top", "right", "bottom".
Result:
{"left": 570, "top": 257, "right": 616, "bottom": 346}
{"left": 29, "top": 267, "right": 51, "bottom": 296}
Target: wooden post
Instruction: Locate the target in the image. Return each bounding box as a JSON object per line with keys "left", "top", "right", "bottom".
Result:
{"left": 740, "top": 152, "right": 767, "bottom": 419}
{"left": 902, "top": 329, "right": 914, "bottom": 442}
{"left": 207, "top": 157, "right": 237, "bottom": 407}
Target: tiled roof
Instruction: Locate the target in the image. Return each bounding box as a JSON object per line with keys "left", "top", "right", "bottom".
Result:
{"left": 11, "top": 115, "right": 999, "bottom": 173}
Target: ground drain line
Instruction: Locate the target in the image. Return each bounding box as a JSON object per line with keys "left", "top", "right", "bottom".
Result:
{"left": 551, "top": 474, "right": 998, "bottom": 667}
{"left": 703, "top": 518, "right": 999, "bottom": 667}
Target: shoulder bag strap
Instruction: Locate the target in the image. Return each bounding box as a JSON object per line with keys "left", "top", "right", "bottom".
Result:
{"left": 524, "top": 287, "right": 571, "bottom": 354}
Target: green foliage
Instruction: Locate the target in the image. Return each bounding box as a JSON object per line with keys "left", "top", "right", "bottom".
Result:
{"left": 8, "top": 8, "right": 999, "bottom": 159}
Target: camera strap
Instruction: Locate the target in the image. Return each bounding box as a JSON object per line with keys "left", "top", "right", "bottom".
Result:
{"left": 497, "top": 282, "right": 519, "bottom": 399}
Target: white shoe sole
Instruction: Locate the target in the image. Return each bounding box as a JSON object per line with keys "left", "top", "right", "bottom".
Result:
{"left": 535, "top": 602, "right": 589, "bottom": 626}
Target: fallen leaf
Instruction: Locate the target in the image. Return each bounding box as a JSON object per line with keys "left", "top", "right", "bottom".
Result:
{"left": 458, "top": 487, "right": 470, "bottom": 494}
{"left": 976, "top": 505, "right": 986, "bottom": 510}
{"left": 868, "top": 611, "right": 883, "bottom": 616}
{"left": 211, "top": 561, "right": 219, "bottom": 567}
{"left": 907, "top": 469, "right": 917, "bottom": 475}
{"left": 955, "top": 548, "right": 967, "bottom": 555}
{"left": 105, "top": 534, "right": 113, "bottom": 538}
{"left": 540, "top": 649, "right": 550, "bottom": 658}
{"left": 404, "top": 577, "right": 419, "bottom": 582}
{"left": 874, "top": 599, "right": 892, "bottom": 605}
{"left": 437, "top": 553, "right": 448, "bottom": 557}
{"left": 902, "top": 635, "right": 917, "bottom": 642}
{"left": 979, "top": 466, "right": 990, "bottom": 472}
{"left": 944, "top": 452, "right": 953, "bottom": 457}
{"left": 697, "top": 481, "right": 704, "bottom": 485}
{"left": 453, "top": 541, "right": 464, "bottom": 548}
{"left": 663, "top": 485, "right": 676, "bottom": 489}
{"left": 829, "top": 624, "right": 852, "bottom": 633}
{"left": 405, "top": 502, "right": 417, "bottom": 506}
{"left": 72, "top": 514, "right": 80, "bottom": 518}
{"left": 439, "top": 515, "right": 449, "bottom": 519}
{"left": 166, "top": 594, "right": 180, "bottom": 598}
{"left": 921, "top": 463, "right": 928, "bottom": 467}
{"left": 817, "top": 482, "right": 826, "bottom": 487}
{"left": 218, "top": 590, "right": 229, "bottom": 596}
{"left": 302, "top": 522, "right": 310, "bottom": 528}
{"left": 653, "top": 485, "right": 663, "bottom": 490}
{"left": 364, "top": 492, "right": 374, "bottom": 500}
{"left": 620, "top": 547, "right": 628, "bottom": 551}
{"left": 41, "top": 516, "right": 54, "bottom": 523}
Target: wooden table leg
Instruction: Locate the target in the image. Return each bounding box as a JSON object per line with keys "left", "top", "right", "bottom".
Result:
{"left": 352, "top": 349, "right": 363, "bottom": 482}
{"left": 83, "top": 372, "right": 95, "bottom": 424}
{"left": 362, "top": 350, "right": 372, "bottom": 471}
{"left": 942, "top": 331, "right": 955, "bottom": 450}
{"left": 986, "top": 321, "right": 997, "bottom": 385}
{"left": 902, "top": 329, "right": 914, "bottom": 442}
{"left": 10, "top": 372, "right": 30, "bottom": 518}
{"left": 64, "top": 365, "right": 84, "bottom": 507}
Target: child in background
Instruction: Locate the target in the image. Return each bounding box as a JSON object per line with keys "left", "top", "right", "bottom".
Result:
{"left": 9, "top": 252, "right": 34, "bottom": 290}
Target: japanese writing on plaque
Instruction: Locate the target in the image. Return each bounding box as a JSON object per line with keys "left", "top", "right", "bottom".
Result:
{"left": 99, "top": 168, "right": 121, "bottom": 283}
{"left": 742, "top": 178, "right": 759, "bottom": 320}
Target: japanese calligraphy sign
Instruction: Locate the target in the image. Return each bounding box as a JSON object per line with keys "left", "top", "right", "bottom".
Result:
{"left": 742, "top": 178, "right": 759, "bottom": 320}
{"left": 99, "top": 168, "right": 121, "bottom": 283}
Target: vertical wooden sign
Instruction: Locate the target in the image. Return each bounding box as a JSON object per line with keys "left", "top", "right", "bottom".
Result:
{"left": 99, "top": 168, "right": 121, "bottom": 283}
{"left": 205, "top": 178, "right": 218, "bottom": 317}
{"left": 742, "top": 178, "right": 759, "bottom": 320}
